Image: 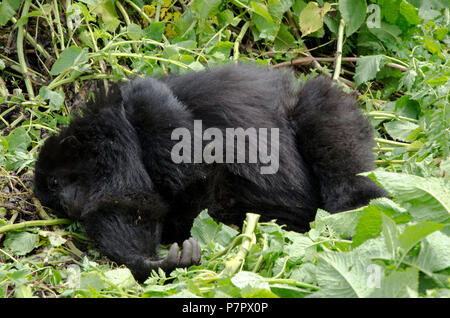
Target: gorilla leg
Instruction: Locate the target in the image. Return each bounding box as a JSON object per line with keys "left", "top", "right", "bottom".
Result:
{"left": 288, "top": 76, "right": 388, "bottom": 213}
{"left": 81, "top": 198, "right": 201, "bottom": 282}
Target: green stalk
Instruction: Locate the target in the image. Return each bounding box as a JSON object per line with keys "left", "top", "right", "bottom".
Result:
{"left": 233, "top": 21, "right": 250, "bottom": 62}
{"left": 53, "top": 0, "right": 65, "bottom": 50}
{"left": 222, "top": 213, "right": 260, "bottom": 276}
{"left": 16, "top": 0, "right": 35, "bottom": 99}
{"left": 333, "top": 19, "right": 345, "bottom": 81}
{"left": 0, "top": 219, "right": 72, "bottom": 234}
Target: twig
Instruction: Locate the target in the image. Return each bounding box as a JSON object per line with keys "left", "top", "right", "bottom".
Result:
{"left": 16, "top": 0, "right": 35, "bottom": 98}
{"left": 333, "top": 19, "right": 345, "bottom": 80}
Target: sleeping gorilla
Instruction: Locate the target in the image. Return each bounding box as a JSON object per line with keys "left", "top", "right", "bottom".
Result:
{"left": 34, "top": 64, "right": 387, "bottom": 282}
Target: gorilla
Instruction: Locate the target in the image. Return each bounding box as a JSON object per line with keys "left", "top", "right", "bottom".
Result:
{"left": 34, "top": 64, "right": 387, "bottom": 282}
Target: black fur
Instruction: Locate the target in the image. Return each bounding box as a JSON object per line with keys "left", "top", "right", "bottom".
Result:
{"left": 34, "top": 64, "right": 387, "bottom": 282}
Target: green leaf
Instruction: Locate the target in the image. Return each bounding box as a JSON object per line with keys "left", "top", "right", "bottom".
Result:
{"left": 39, "top": 87, "right": 65, "bottom": 111}
{"left": 231, "top": 271, "right": 278, "bottom": 297}
{"left": 310, "top": 251, "right": 373, "bottom": 298}
{"left": 339, "top": 0, "right": 367, "bottom": 36}
{"left": 398, "top": 222, "right": 445, "bottom": 252}
{"left": 50, "top": 46, "right": 89, "bottom": 76}
{"left": 366, "top": 171, "right": 450, "bottom": 224}
{"left": 352, "top": 207, "right": 383, "bottom": 248}
{"left": 250, "top": 1, "right": 273, "bottom": 22}
{"left": 370, "top": 268, "right": 419, "bottom": 297}
{"left": 80, "top": 272, "right": 107, "bottom": 290}
{"left": 39, "top": 230, "right": 67, "bottom": 247}
{"left": 190, "top": 210, "right": 239, "bottom": 248}
{"left": 354, "top": 55, "right": 386, "bottom": 87}
{"left": 146, "top": 21, "right": 165, "bottom": 42}
{"left": 299, "top": 2, "right": 331, "bottom": 37}
{"left": 0, "top": 0, "right": 21, "bottom": 26}
{"left": 2, "top": 126, "right": 32, "bottom": 152}
{"left": 4, "top": 232, "right": 38, "bottom": 256}
{"left": 191, "top": 0, "right": 221, "bottom": 19}
{"left": 103, "top": 268, "right": 137, "bottom": 289}
{"left": 399, "top": 0, "right": 422, "bottom": 25}
{"left": 92, "top": 0, "right": 120, "bottom": 31}
{"left": 410, "top": 231, "right": 450, "bottom": 273}
{"left": 384, "top": 120, "right": 420, "bottom": 142}
{"left": 381, "top": 213, "right": 400, "bottom": 258}
{"left": 313, "top": 208, "right": 363, "bottom": 237}
{"left": 127, "top": 23, "right": 144, "bottom": 40}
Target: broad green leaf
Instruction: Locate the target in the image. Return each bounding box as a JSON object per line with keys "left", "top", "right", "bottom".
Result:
{"left": 191, "top": 0, "right": 221, "bottom": 19}
{"left": 352, "top": 207, "right": 383, "bottom": 248}
{"left": 399, "top": 0, "right": 422, "bottom": 25}
{"left": 146, "top": 21, "right": 165, "bottom": 42}
{"left": 410, "top": 231, "right": 450, "bottom": 273}
{"left": 250, "top": 1, "right": 273, "bottom": 22}
{"left": 384, "top": 120, "right": 420, "bottom": 142}
{"left": 80, "top": 272, "right": 107, "bottom": 290}
{"left": 310, "top": 251, "right": 374, "bottom": 298}
{"left": 366, "top": 171, "right": 450, "bottom": 224}
{"left": 4, "top": 232, "right": 38, "bottom": 256}
{"left": 285, "top": 232, "right": 314, "bottom": 261}
{"left": 313, "top": 207, "right": 363, "bottom": 237}
{"left": 50, "top": 46, "right": 89, "bottom": 76}
{"left": 92, "top": 0, "right": 120, "bottom": 31}
{"left": 2, "top": 126, "right": 32, "bottom": 152}
{"left": 370, "top": 268, "right": 419, "bottom": 297}
{"left": 39, "top": 230, "right": 67, "bottom": 247}
{"left": 104, "top": 268, "right": 136, "bottom": 289}
{"left": 231, "top": 271, "right": 275, "bottom": 297}
{"left": 0, "top": 0, "right": 21, "bottom": 26}
{"left": 127, "top": 23, "right": 144, "bottom": 40}
{"left": 299, "top": 2, "right": 330, "bottom": 37}
{"left": 368, "top": 22, "right": 402, "bottom": 50}
{"left": 39, "top": 87, "right": 65, "bottom": 111}
{"left": 339, "top": 0, "right": 367, "bottom": 36}
{"left": 398, "top": 222, "right": 445, "bottom": 252}
{"left": 354, "top": 55, "right": 386, "bottom": 87}
{"left": 190, "top": 210, "right": 239, "bottom": 248}
{"left": 381, "top": 213, "right": 400, "bottom": 258}
{"left": 274, "top": 23, "right": 297, "bottom": 50}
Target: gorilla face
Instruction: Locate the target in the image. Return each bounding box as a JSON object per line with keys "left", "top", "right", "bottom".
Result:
{"left": 34, "top": 135, "right": 90, "bottom": 219}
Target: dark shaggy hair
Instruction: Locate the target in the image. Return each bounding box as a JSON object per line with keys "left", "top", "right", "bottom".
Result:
{"left": 34, "top": 64, "right": 387, "bottom": 281}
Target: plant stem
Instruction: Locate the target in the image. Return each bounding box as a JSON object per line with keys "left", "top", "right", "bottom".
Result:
{"left": 222, "top": 213, "right": 260, "bottom": 276}
{"left": 374, "top": 138, "right": 411, "bottom": 147}
{"left": 17, "top": 0, "right": 35, "bottom": 99}
{"left": 0, "top": 219, "right": 72, "bottom": 234}
{"left": 233, "top": 21, "right": 250, "bottom": 62}
{"left": 53, "top": 0, "right": 65, "bottom": 50}
{"left": 333, "top": 19, "right": 345, "bottom": 81}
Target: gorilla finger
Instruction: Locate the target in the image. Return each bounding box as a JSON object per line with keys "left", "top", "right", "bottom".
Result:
{"left": 163, "top": 242, "right": 180, "bottom": 269}
{"left": 179, "top": 239, "right": 194, "bottom": 267}
{"left": 189, "top": 238, "right": 201, "bottom": 264}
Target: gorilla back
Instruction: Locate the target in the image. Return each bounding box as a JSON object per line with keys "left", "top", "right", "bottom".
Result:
{"left": 34, "top": 64, "right": 387, "bottom": 282}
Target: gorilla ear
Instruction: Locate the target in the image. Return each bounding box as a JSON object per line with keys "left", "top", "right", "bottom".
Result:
{"left": 59, "top": 135, "right": 81, "bottom": 151}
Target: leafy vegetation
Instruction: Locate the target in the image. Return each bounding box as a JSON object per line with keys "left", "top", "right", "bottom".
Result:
{"left": 0, "top": 0, "right": 448, "bottom": 298}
